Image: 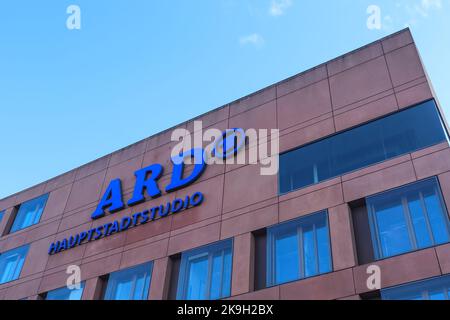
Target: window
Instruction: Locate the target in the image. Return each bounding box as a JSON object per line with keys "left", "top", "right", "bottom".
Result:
{"left": 0, "top": 211, "right": 4, "bottom": 224}
{"left": 0, "top": 245, "right": 29, "bottom": 284}
{"left": 267, "top": 211, "right": 332, "bottom": 286}
{"left": 382, "top": 275, "right": 450, "bottom": 300}
{"left": 351, "top": 200, "right": 377, "bottom": 265}
{"left": 45, "top": 283, "right": 85, "bottom": 300}
{"left": 368, "top": 178, "right": 450, "bottom": 260}
{"left": 103, "top": 262, "right": 153, "bottom": 300}
{"left": 10, "top": 194, "right": 49, "bottom": 233}
{"left": 279, "top": 100, "right": 448, "bottom": 194}
{"left": 253, "top": 229, "right": 268, "bottom": 291}
{"left": 177, "top": 239, "right": 233, "bottom": 300}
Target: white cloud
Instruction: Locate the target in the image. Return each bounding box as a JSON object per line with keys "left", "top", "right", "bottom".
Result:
{"left": 239, "top": 33, "right": 265, "bottom": 47}
{"left": 393, "top": 0, "right": 443, "bottom": 28}
{"left": 269, "top": 0, "right": 293, "bottom": 17}
{"left": 421, "top": 0, "right": 442, "bottom": 10}
{"left": 409, "top": 0, "right": 442, "bottom": 18}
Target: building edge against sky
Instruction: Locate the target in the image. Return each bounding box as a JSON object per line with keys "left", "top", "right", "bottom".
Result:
{"left": 0, "top": 27, "right": 448, "bottom": 200}
{"left": 1, "top": 28, "right": 450, "bottom": 300}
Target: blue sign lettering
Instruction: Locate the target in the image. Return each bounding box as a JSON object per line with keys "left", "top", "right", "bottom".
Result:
{"left": 91, "top": 179, "right": 125, "bottom": 220}
{"left": 48, "top": 128, "right": 246, "bottom": 255}
{"left": 48, "top": 192, "right": 204, "bottom": 255}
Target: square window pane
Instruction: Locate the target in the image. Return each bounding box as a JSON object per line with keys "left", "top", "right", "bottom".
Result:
{"left": 382, "top": 274, "right": 450, "bottom": 300}
{"left": 428, "top": 290, "right": 446, "bottom": 300}
{"left": 46, "top": 283, "right": 85, "bottom": 300}
{"left": 372, "top": 199, "right": 412, "bottom": 258}
{"left": 368, "top": 178, "right": 450, "bottom": 260}
{"left": 267, "top": 211, "right": 331, "bottom": 286}
{"left": 10, "top": 194, "right": 49, "bottom": 233}
{"left": 331, "top": 122, "right": 386, "bottom": 177}
{"left": 103, "top": 262, "right": 152, "bottom": 300}
{"left": 0, "top": 245, "right": 29, "bottom": 285}
{"left": 177, "top": 239, "right": 233, "bottom": 300}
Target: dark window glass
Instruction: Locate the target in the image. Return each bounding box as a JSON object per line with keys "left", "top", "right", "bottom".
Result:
{"left": 168, "top": 254, "right": 181, "bottom": 300}
{"left": 253, "top": 229, "right": 267, "bottom": 291}
{"left": 266, "top": 211, "right": 332, "bottom": 286}
{"left": 0, "top": 211, "right": 4, "bottom": 224}
{"left": 177, "top": 240, "right": 233, "bottom": 300}
{"left": 280, "top": 100, "right": 447, "bottom": 194}
{"left": 351, "top": 201, "right": 376, "bottom": 265}
{"left": 368, "top": 178, "right": 450, "bottom": 260}
{"left": 0, "top": 245, "right": 29, "bottom": 284}
{"left": 10, "top": 194, "right": 49, "bottom": 233}
{"left": 45, "top": 283, "right": 85, "bottom": 300}
{"left": 103, "top": 262, "right": 153, "bottom": 300}
{"left": 382, "top": 275, "right": 450, "bottom": 300}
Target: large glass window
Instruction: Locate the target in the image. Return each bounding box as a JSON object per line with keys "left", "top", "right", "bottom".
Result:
{"left": 177, "top": 239, "right": 233, "bottom": 300}
{"left": 45, "top": 283, "right": 85, "bottom": 300}
{"left": 368, "top": 178, "right": 450, "bottom": 260}
{"left": 280, "top": 100, "right": 448, "bottom": 194}
{"left": 0, "top": 245, "right": 29, "bottom": 284}
{"left": 382, "top": 275, "right": 450, "bottom": 300}
{"left": 10, "top": 194, "right": 49, "bottom": 233}
{"left": 103, "top": 262, "right": 153, "bottom": 300}
{"left": 267, "top": 211, "right": 332, "bottom": 286}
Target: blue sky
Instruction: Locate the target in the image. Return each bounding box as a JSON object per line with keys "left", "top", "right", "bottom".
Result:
{"left": 0, "top": 0, "right": 449, "bottom": 199}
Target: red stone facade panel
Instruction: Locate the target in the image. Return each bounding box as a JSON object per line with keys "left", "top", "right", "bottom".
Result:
{"left": 353, "top": 249, "right": 441, "bottom": 295}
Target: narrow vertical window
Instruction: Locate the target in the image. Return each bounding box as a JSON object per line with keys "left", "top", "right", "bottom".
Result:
{"left": 267, "top": 211, "right": 332, "bottom": 286}
{"left": 177, "top": 239, "right": 233, "bottom": 300}
{"left": 368, "top": 177, "right": 450, "bottom": 260}
{"left": 103, "top": 262, "right": 153, "bottom": 300}
{"left": 0, "top": 245, "right": 29, "bottom": 284}
{"left": 10, "top": 194, "right": 49, "bottom": 233}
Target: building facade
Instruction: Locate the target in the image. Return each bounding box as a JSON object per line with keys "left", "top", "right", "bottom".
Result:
{"left": 1, "top": 28, "right": 450, "bottom": 300}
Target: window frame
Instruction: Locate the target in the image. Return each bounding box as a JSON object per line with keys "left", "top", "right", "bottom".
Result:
{"left": 266, "top": 210, "right": 333, "bottom": 287}
{"left": 278, "top": 99, "right": 449, "bottom": 195}
{"left": 103, "top": 262, "right": 153, "bottom": 300}
{"left": 0, "top": 245, "right": 29, "bottom": 285}
{"left": 382, "top": 275, "right": 450, "bottom": 300}
{"left": 9, "top": 194, "right": 49, "bottom": 234}
{"left": 44, "top": 282, "right": 85, "bottom": 300}
{"left": 176, "top": 239, "right": 233, "bottom": 300}
{"left": 367, "top": 177, "right": 450, "bottom": 260}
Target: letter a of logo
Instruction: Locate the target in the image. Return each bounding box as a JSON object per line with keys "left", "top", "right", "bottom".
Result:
{"left": 366, "top": 264, "right": 381, "bottom": 290}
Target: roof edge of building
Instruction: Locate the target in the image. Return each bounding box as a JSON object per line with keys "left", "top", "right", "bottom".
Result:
{"left": 0, "top": 28, "right": 415, "bottom": 203}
